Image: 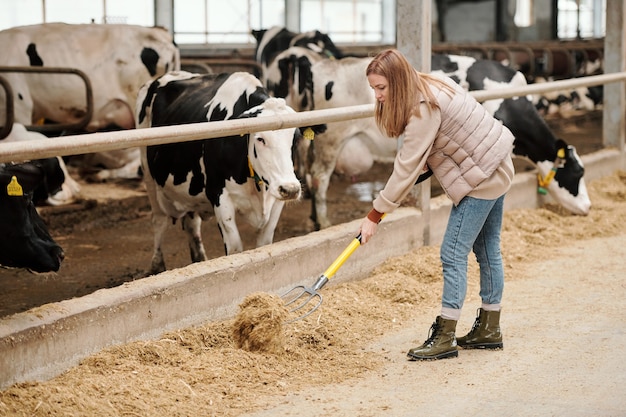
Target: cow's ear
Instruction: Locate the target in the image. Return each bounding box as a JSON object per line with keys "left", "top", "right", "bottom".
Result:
{"left": 2, "top": 163, "right": 44, "bottom": 194}
{"left": 251, "top": 29, "right": 266, "bottom": 42}
{"left": 32, "top": 158, "right": 64, "bottom": 203}
{"left": 296, "top": 124, "right": 326, "bottom": 141}
{"left": 312, "top": 124, "right": 327, "bottom": 134}
{"left": 299, "top": 124, "right": 326, "bottom": 136}
{"left": 555, "top": 138, "right": 568, "bottom": 150}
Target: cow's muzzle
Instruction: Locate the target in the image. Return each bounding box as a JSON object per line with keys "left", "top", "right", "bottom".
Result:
{"left": 278, "top": 183, "right": 302, "bottom": 200}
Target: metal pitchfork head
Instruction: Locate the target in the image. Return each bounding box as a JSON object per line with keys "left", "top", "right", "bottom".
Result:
{"left": 281, "top": 234, "right": 364, "bottom": 322}
{"left": 281, "top": 274, "right": 329, "bottom": 321}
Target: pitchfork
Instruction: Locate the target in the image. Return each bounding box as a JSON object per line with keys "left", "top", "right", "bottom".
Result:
{"left": 282, "top": 215, "right": 385, "bottom": 322}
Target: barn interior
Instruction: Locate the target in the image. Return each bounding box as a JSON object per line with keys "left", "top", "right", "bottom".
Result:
{"left": 0, "top": 0, "right": 625, "bottom": 395}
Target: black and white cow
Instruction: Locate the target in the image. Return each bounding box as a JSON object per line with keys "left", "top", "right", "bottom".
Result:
{"left": 266, "top": 54, "right": 396, "bottom": 228}
{"left": 430, "top": 54, "right": 590, "bottom": 214}
{"left": 0, "top": 161, "right": 65, "bottom": 272}
{"left": 263, "top": 50, "right": 591, "bottom": 229}
{"left": 136, "top": 71, "right": 312, "bottom": 275}
{"left": 0, "top": 23, "right": 180, "bottom": 185}
{"left": 532, "top": 76, "right": 603, "bottom": 117}
{"left": 251, "top": 26, "right": 344, "bottom": 84}
{"left": 263, "top": 46, "right": 357, "bottom": 185}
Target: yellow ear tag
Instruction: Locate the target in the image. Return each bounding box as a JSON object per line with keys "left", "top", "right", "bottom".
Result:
{"left": 557, "top": 148, "right": 565, "bottom": 158}
{"left": 303, "top": 127, "right": 315, "bottom": 141}
{"left": 7, "top": 176, "right": 23, "bottom": 196}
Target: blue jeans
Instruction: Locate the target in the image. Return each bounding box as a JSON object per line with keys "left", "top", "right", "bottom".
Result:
{"left": 440, "top": 195, "right": 505, "bottom": 310}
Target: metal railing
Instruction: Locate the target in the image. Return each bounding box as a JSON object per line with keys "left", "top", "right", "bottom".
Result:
{"left": 0, "top": 66, "right": 94, "bottom": 137}
{"left": 0, "top": 71, "right": 624, "bottom": 164}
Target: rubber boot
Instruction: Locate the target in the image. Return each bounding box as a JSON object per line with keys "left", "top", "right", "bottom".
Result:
{"left": 407, "top": 316, "right": 458, "bottom": 361}
{"left": 457, "top": 308, "right": 503, "bottom": 349}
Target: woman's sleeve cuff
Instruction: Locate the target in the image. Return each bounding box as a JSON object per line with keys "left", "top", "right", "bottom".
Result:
{"left": 367, "top": 208, "right": 384, "bottom": 223}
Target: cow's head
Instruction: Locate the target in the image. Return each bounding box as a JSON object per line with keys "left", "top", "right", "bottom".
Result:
{"left": 536, "top": 139, "right": 591, "bottom": 215}
{"left": 240, "top": 97, "right": 303, "bottom": 201}
{"left": 0, "top": 162, "right": 65, "bottom": 272}
{"left": 252, "top": 26, "right": 343, "bottom": 84}
{"left": 493, "top": 96, "right": 591, "bottom": 216}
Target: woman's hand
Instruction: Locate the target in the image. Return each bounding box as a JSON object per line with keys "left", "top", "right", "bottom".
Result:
{"left": 359, "top": 217, "right": 378, "bottom": 244}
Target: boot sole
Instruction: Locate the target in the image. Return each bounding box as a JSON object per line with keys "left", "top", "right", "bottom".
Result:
{"left": 458, "top": 342, "right": 503, "bottom": 350}
{"left": 407, "top": 349, "right": 459, "bottom": 361}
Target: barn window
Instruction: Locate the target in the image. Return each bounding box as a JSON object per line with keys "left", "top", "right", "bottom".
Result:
{"left": 0, "top": 0, "right": 43, "bottom": 29}
{"left": 45, "top": 0, "right": 104, "bottom": 24}
{"left": 172, "top": 0, "right": 384, "bottom": 45}
{"left": 0, "top": 0, "right": 609, "bottom": 45}
{"left": 0, "top": 0, "right": 153, "bottom": 29}
{"left": 101, "top": 0, "right": 154, "bottom": 25}
{"left": 174, "top": 0, "right": 285, "bottom": 44}
{"left": 301, "top": 0, "right": 383, "bottom": 43}
{"left": 557, "top": 0, "right": 605, "bottom": 39}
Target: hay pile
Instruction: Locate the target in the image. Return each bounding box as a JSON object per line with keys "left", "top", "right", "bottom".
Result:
{"left": 232, "top": 292, "right": 288, "bottom": 353}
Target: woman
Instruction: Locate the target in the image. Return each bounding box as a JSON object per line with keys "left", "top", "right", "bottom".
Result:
{"left": 360, "top": 49, "right": 515, "bottom": 361}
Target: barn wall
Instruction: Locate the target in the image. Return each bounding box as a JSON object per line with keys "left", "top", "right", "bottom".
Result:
{"left": 436, "top": 0, "right": 554, "bottom": 43}
{"left": 444, "top": 1, "right": 498, "bottom": 42}
{"left": 517, "top": 0, "right": 555, "bottom": 41}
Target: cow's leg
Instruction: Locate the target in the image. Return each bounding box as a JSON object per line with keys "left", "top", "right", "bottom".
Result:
{"left": 142, "top": 172, "right": 170, "bottom": 275}
{"left": 45, "top": 157, "right": 82, "bottom": 206}
{"left": 181, "top": 212, "right": 208, "bottom": 263}
{"left": 91, "top": 161, "right": 142, "bottom": 181}
{"left": 309, "top": 146, "right": 339, "bottom": 230}
{"left": 148, "top": 211, "right": 169, "bottom": 275}
{"left": 214, "top": 202, "right": 245, "bottom": 255}
{"left": 255, "top": 200, "right": 285, "bottom": 247}
{"left": 87, "top": 149, "right": 143, "bottom": 181}
{"left": 311, "top": 171, "right": 332, "bottom": 230}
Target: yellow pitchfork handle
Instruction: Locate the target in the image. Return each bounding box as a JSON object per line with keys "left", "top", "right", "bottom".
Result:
{"left": 321, "top": 235, "right": 364, "bottom": 280}
{"left": 313, "top": 213, "right": 387, "bottom": 290}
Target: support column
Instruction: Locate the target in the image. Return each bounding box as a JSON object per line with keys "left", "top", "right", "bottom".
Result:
{"left": 396, "top": 0, "right": 432, "bottom": 245}
{"left": 285, "top": 0, "right": 300, "bottom": 32}
{"left": 154, "top": 0, "right": 174, "bottom": 33}
{"left": 603, "top": 0, "right": 626, "bottom": 153}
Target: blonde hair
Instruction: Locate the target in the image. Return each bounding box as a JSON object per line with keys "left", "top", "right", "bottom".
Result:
{"left": 366, "top": 49, "right": 454, "bottom": 138}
